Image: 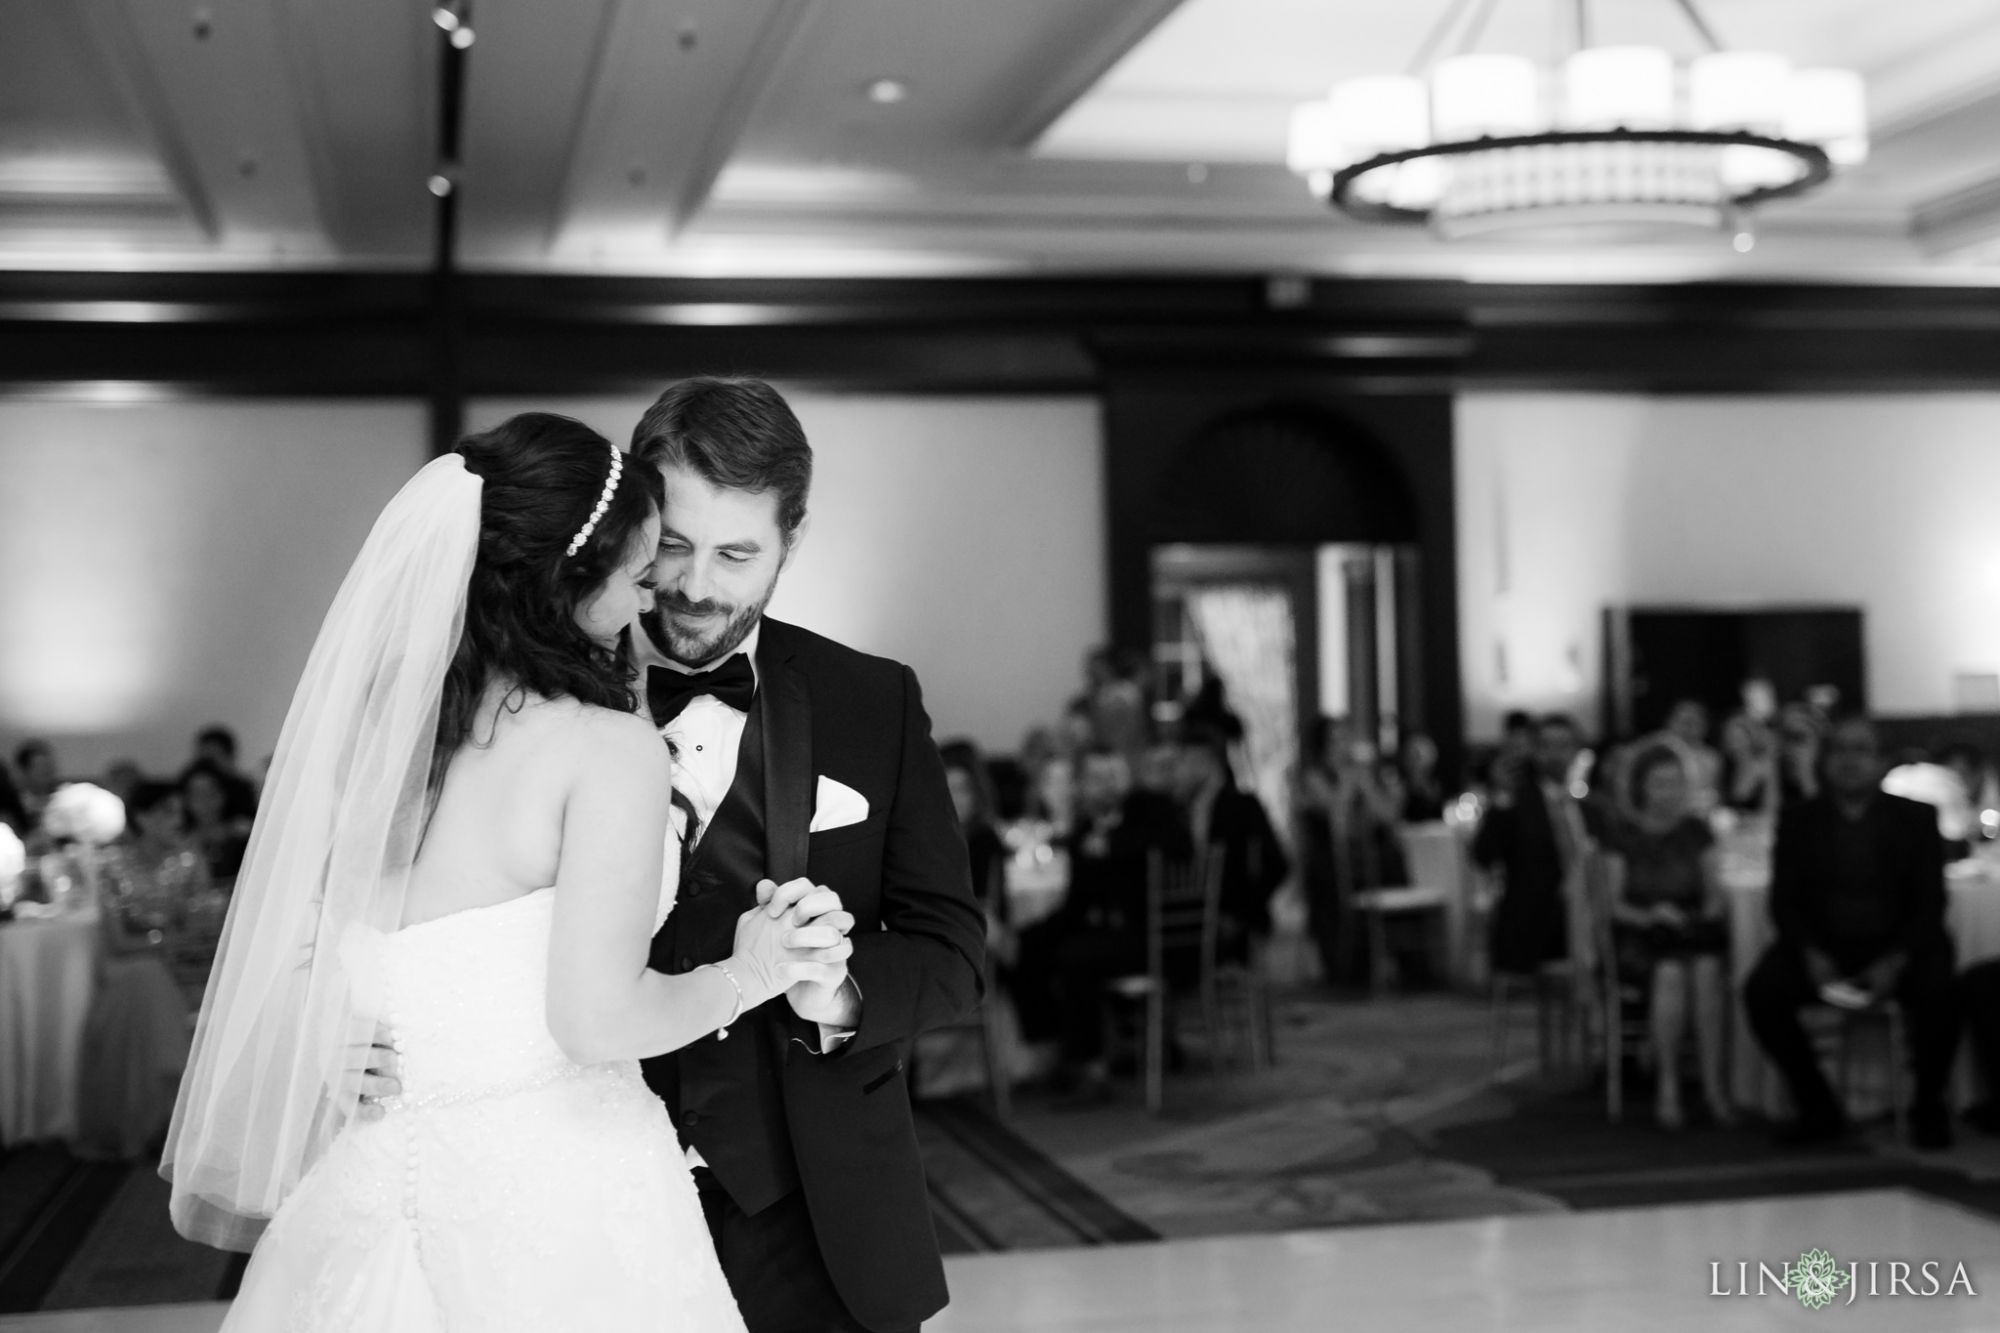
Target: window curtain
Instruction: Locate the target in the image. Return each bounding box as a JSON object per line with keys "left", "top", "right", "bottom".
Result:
{"left": 1186, "top": 584, "right": 1297, "bottom": 848}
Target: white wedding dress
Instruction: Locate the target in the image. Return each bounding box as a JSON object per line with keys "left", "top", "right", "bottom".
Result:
{"left": 221, "top": 854, "right": 746, "bottom": 1333}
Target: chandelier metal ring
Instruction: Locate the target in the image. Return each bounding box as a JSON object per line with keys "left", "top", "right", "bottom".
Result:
{"left": 1329, "top": 128, "right": 1832, "bottom": 227}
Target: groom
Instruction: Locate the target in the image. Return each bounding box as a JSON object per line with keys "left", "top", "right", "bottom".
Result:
{"left": 629, "top": 376, "right": 985, "bottom": 1333}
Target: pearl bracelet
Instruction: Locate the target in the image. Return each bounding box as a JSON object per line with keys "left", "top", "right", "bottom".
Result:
{"left": 703, "top": 961, "right": 746, "bottom": 1039}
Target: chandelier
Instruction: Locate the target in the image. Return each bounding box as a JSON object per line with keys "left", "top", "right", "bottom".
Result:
{"left": 1286, "top": 0, "right": 1867, "bottom": 244}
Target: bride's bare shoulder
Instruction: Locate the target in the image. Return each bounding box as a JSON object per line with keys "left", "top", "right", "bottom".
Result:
{"left": 531, "top": 698, "right": 667, "bottom": 778}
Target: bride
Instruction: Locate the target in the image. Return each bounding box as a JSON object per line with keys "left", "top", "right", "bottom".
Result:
{"left": 162, "top": 413, "right": 853, "bottom": 1331}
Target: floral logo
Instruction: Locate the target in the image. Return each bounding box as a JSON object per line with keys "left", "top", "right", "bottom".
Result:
{"left": 1792, "top": 1249, "right": 1853, "bottom": 1311}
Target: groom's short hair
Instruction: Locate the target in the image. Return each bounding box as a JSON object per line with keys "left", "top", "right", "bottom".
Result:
{"left": 631, "top": 377, "right": 812, "bottom": 543}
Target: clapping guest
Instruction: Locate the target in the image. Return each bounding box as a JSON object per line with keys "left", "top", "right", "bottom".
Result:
{"left": 1177, "top": 724, "right": 1289, "bottom": 956}
{"left": 1298, "top": 717, "right": 1409, "bottom": 988}
{"left": 76, "top": 781, "right": 196, "bottom": 1160}
{"left": 1720, "top": 711, "right": 1780, "bottom": 814}
{"left": 1776, "top": 704, "right": 1824, "bottom": 808}
{"left": 1743, "top": 715, "right": 1960, "bottom": 1149}
{"left": 1602, "top": 747, "right": 1733, "bottom": 1128}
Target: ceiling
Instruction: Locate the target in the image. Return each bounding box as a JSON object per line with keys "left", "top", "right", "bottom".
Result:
{"left": 7, "top": 0, "right": 2000, "bottom": 281}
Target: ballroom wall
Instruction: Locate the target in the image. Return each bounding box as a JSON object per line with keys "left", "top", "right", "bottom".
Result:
{"left": 0, "top": 398, "right": 429, "bottom": 777}
{"left": 0, "top": 393, "right": 1104, "bottom": 778}
{"left": 1455, "top": 392, "right": 2000, "bottom": 740}
{"left": 465, "top": 393, "right": 1107, "bottom": 758}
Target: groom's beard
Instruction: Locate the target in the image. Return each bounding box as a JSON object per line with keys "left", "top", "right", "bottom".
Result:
{"left": 643, "top": 581, "right": 775, "bottom": 669}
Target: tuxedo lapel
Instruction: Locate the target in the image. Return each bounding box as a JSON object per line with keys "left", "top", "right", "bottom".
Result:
{"left": 757, "top": 624, "right": 812, "bottom": 885}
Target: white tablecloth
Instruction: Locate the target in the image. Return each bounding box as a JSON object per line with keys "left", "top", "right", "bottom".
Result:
{"left": 0, "top": 909, "right": 101, "bottom": 1145}
{"left": 1399, "top": 822, "right": 1479, "bottom": 986}
{"left": 1723, "top": 845, "right": 2000, "bottom": 1115}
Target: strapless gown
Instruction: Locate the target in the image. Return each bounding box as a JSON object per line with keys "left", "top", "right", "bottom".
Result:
{"left": 221, "top": 884, "right": 746, "bottom": 1332}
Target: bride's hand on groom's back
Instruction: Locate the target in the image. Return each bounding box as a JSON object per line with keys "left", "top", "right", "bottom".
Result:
{"left": 730, "top": 878, "right": 854, "bottom": 1005}
{"left": 339, "top": 1025, "right": 401, "bottom": 1121}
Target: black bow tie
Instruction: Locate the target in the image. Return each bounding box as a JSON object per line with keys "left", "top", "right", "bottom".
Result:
{"left": 647, "top": 654, "right": 755, "bottom": 725}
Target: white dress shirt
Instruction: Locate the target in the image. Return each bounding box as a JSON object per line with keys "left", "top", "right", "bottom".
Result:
{"left": 635, "top": 623, "right": 761, "bottom": 847}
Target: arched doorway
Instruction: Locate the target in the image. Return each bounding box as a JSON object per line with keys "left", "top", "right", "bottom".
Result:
{"left": 1147, "top": 404, "right": 1429, "bottom": 819}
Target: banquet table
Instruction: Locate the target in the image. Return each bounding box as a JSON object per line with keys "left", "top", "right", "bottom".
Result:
{"left": 1721, "top": 833, "right": 2000, "bottom": 1117}
{"left": 0, "top": 906, "right": 101, "bottom": 1145}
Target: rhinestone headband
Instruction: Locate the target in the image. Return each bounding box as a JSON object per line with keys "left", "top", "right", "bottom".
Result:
{"left": 565, "top": 446, "right": 624, "bottom": 558}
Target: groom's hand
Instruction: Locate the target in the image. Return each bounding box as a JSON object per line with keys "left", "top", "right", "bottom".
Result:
{"left": 756, "top": 877, "right": 861, "bottom": 1029}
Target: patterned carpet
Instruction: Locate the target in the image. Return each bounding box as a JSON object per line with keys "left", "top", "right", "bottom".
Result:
{"left": 7, "top": 989, "right": 1998, "bottom": 1313}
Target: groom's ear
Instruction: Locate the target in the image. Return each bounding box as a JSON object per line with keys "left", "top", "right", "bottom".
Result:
{"left": 780, "top": 513, "right": 810, "bottom": 567}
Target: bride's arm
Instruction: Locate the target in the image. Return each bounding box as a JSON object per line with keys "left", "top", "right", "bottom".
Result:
{"left": 544, "top": 711, "right": 845, "bottom": 1064}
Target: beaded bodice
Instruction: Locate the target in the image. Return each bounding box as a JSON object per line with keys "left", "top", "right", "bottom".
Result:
{"left": 367, "top": 848, "right": 677, "bottom": 1110}
{"left": 375, "top": 890, "right": 572, "bottom": 1107}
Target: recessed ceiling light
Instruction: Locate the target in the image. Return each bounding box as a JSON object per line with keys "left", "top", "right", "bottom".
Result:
{"left": 866, "top": 78, "right": 908, "bottom": 105}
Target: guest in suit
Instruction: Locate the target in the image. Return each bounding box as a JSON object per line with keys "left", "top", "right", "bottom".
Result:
{"left": 1177, "top": 724, "right": 1289, "bottom": 957}
{"left": 1471, "top": 713, "right": 1589, "bottom": 977}
{"left": 1743, "top": 714, "right": 1960, "bottom": 1150}
{"left": 1959, "top": 958, "right": 2000, "bottom": 1136}
{"left": 1013, "top": 747, "right": 1190, "bottom": 1100}
{"left": 626, "top": 377, "right": 985, "bottom": 1333}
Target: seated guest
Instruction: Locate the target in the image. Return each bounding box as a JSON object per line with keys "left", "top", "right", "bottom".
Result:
{"left": 1013, "top": 747, "right": 1189, "bottom": 1100}
{"left": 1743, "top": 715, "right": 1960, "bottom": 1149}
{"left": 76, "top": 781, "right": 197, "bottom": 1160}
{"left": 1775, "top": 704, "right": 1824, "bottom": 809}
{"left": 1472, "top": 714, "right": 1591, "bottom": 979}
{"left": 1176, "top": 724, "right": 1289, "bottom": 957}
{"left": 0, "top": 757, "right": 24, "bottom": 833}
{"left": 1720, "top": 711, "right": 1780, "bottom": 815}
{"left": 180, "top": 759, "right": 251, "bottom": 881}
{"left": 940, "top": 739, "right": 1007, "bottom": 920}
{"left": 14, "top": 738, "right": 60, "bottom": 837}
{"left": 1960, "top": 959, "right": 2000, "bottom": 1136}
{"left": 1298, "top": 716, "right": 1410, "bottom": 988}
{"left": 182, "top": 724, "right": 260, "bottom": 824}
{"left": 1602, "top": 747, "right": 1733, "bottom": 1128}
{"left": 1396, "top": 732, "right": 1447, "bottom": 823}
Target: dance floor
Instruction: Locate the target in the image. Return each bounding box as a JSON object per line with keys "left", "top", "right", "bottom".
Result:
{"left": 0, "top": 1189, "right": 1990, "bottom": 1332}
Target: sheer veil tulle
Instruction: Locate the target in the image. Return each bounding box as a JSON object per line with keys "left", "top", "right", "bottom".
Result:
{"left": 162, "top": 455, "right": 482, "bottom": 1251}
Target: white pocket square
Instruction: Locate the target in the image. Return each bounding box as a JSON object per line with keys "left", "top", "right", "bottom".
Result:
{"left": 809, "top": 776, "right": 870, "bottom": 833}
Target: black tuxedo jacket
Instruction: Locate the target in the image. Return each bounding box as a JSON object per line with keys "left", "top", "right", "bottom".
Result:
{"left": 646, "top": 617, "right": 985, "bottom": 1332}
{"left": 1769, "top": 791, "right": 1946, "bottom": 971}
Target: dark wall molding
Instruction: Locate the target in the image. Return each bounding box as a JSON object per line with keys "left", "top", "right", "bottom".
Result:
{"left": 5, "top": 271, "right": 2000, "bottom": 396}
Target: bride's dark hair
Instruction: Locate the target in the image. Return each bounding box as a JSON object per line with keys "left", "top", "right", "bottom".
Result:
{"left": 432, "top": 412, "right": 662, "bottom": 790}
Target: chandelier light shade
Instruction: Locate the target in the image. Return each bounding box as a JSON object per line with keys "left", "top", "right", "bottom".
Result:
{"left": 1432, "top": 54, "right": 1541, "bottom": 140}
{"left": 1284, "top": 0, "right": 1867, "bottom": 240}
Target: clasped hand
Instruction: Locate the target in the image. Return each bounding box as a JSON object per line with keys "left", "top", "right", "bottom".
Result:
{"left": 729, "top": 877, "right": 856, "bottom": 1012}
